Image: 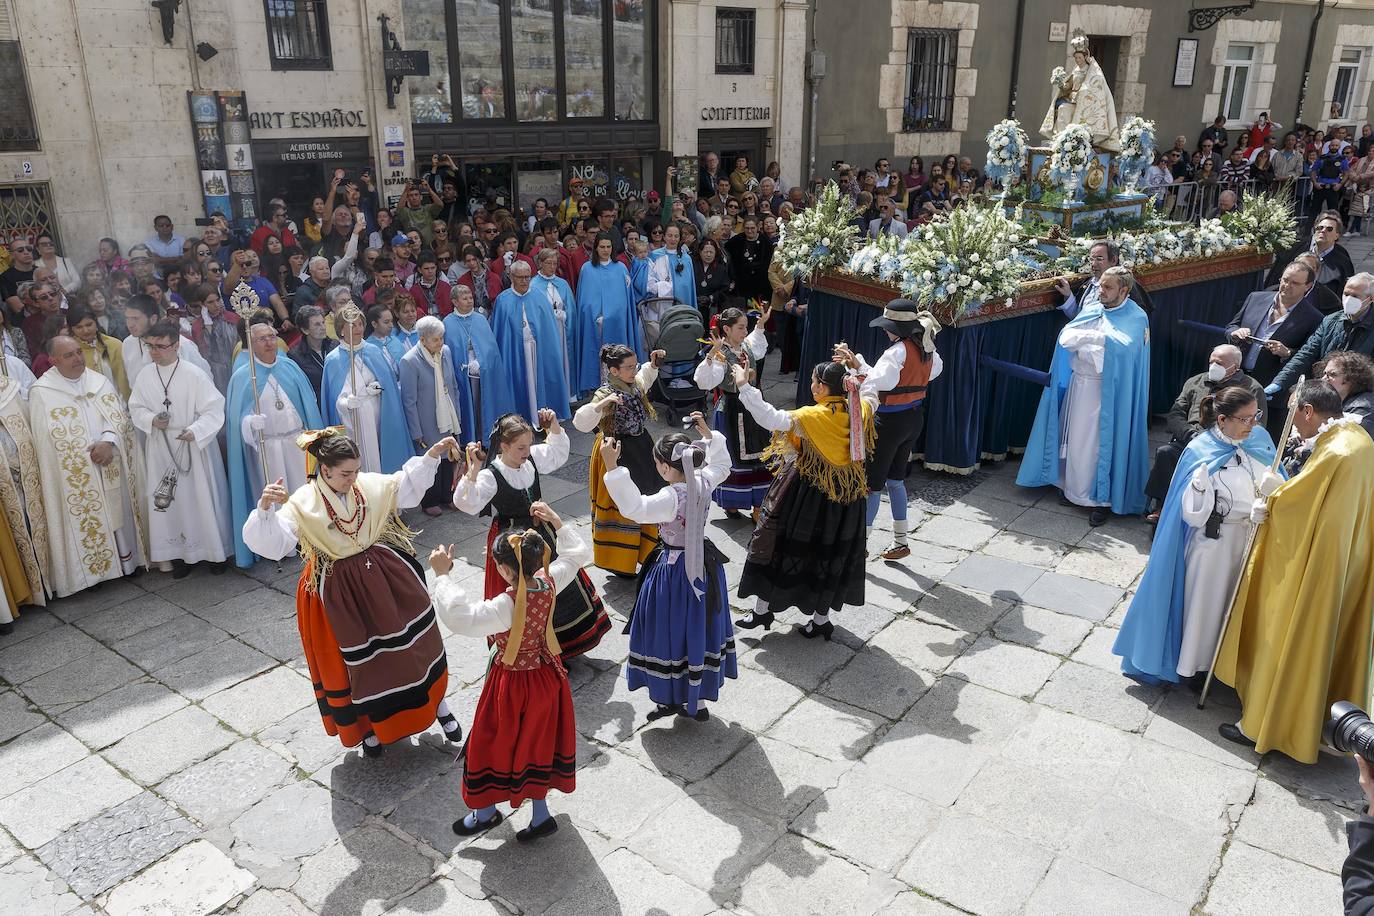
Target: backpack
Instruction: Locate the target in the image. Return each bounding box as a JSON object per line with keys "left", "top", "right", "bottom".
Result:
{"left": 654, "top": 299, "right": 705, "bottom": 363}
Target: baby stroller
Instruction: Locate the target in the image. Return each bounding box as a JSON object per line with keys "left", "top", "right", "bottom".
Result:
{"left": 642, "top": 296, "right": 708, "bottom": 425}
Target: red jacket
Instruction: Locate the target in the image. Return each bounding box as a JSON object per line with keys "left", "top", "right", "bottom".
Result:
{"left": 407, "top": 277, "right": 454, "bottom": 317}
{"left": 456, "top": 268, "right": 502, "bottom": 308}
{"left": 249, "top": 224, "right": 298, "bottom": 255}
{"left": 362, "top": 284, "right": 423, "bottom": 314}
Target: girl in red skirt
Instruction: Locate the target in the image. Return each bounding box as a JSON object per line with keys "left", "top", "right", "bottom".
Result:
{"left": 430, "top": 501, "right": 586, "bottom": 841}
{"left": 452, "top": 410, "right": 610, "bottom": 659}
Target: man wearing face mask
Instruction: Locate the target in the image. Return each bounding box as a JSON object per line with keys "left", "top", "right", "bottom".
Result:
{"left": 1142, "top": 344, "right": 1266, "bottom": 522}
{"left": 1266, "top": 272, "right": 1374, "bottom": 400}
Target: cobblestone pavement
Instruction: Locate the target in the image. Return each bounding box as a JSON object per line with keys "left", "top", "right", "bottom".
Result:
{"left": 3, "top": 236, "right": 1370, "bottom": 916}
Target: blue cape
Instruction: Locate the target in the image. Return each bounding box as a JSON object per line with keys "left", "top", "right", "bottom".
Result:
{"left": 319, "top": 341, "right": 411, "bottom": 473}
{"left": 1112, "top": 425, "right": 1278, "bottom": 684}
{"left": 574, "top": 260, "right": 644, "bottom": 396}
{"left": 385, "top": 327, "right": 418, "bottom": 367}
{"left": 629, "top": 256, "right": 653, "bottom": 304}
{"left": 1016, "top": 299, "right": 1152, "bottom": 514}
{"left": 649, "top": 247, "right": 698, "bottom": 309}
{"left": 442, "top": 310, "right": 516, "bottom": 443}
{"left": 225, "top": 353, "right": 323, "bottom": 568}
{"left": 491, "top": 287, "right": 572, "bottom": 421}
{"left": 529, "top": 274, "right": 576, "bottom": 392}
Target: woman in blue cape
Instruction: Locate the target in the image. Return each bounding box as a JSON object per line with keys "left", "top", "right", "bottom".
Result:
{"left": 1113, "top": 387, "right": 1279, "bottom": 685}
{"left": 647, "top": 224, "right": 697, "bottom": 310}
{"left": 575, "top": 233, "right": 644, "bottom": 397}
{"left": 1016, "top": 267, "right": 1151, "bottom": 524}
{"left": 442, "top": 288, "right": 517, "bottom": 441}
{"left": 319, "top": 332, "right": 412, "bottom": 474}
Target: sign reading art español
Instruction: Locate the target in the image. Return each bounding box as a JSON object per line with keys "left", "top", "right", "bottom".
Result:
{"left": 248, "top": 110, "right": 369, "bottom": 131}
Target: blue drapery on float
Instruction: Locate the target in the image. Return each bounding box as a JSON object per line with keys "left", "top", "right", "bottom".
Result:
{"left": 796, "top": 268, "right": 1266, "bottom": 473}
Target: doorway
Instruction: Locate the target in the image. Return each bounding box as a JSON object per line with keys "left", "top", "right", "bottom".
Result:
{"left": 698, "top": 128, "right": 768, "bottom": 190}
{"left": 1087, "top": 36, "right": 1122, "bottom": 92}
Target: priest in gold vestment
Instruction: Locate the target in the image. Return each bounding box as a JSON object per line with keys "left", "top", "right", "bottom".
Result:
{"left": 28, "top": 336, "right": 146, "bottom": 598}
{"left": 1214, "top": 380, "right": 1374, "bottom": 763}
{"left": 0, "top": 351, "right": 46, "bottom": 630}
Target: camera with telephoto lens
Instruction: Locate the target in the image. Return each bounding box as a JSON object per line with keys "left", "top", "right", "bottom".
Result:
{"left": 1324, "top": 701, "right": 1374, "bottom": 760}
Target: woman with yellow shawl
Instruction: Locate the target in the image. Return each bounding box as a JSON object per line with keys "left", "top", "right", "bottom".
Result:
{"left": 243, "top": 428, "right": 461, "bottom": 757}
{"left": 732, "top": 358, "right": 877, "bottom": 640}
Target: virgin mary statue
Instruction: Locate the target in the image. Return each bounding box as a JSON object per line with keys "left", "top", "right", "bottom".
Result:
{"left": 1041, "top": 34, "right": 1120, "bottom": 152}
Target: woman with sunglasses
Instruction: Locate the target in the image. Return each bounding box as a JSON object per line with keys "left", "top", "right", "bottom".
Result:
{"left": 1114, "top": 388, "right": 1278, "bottom": 686}
{"left": 33, "top": 234, "right": 79, "bottom": 292}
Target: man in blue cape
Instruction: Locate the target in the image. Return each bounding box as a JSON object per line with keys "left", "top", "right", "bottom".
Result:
{"left": 575, "top": 236, "right": 644, "bottom": 397}
{"left": 226, "top": 313, "right": 323, "bottom": 567}
{"left": 1112, "top": 422, "right": 1277, "bottom": 684}
{"left": 319, "top": 304, "right": 411, "bottom": 474}
{"left": 492, "top": 259, "right": 572, "bottom": 422}
{"left": 442, "top": 283, "right": 515, "bottom": 444}
{"left": 530, "top": 248, "right": 577, "bottom": 399}
{"left": 1017, "top": 266, "right": 1151, "bottom": 525}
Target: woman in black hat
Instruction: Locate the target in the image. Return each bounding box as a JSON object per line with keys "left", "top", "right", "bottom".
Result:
{"left": 833, "top": 298, "right": 942, "bottom": 561}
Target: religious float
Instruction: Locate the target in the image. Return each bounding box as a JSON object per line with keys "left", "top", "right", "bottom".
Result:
{"left": 780, "top": 36, "right": 1297, "bottom": 474}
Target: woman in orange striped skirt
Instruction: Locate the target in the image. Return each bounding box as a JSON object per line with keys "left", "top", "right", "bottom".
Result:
{"left": 571, "top": 344, "right": 666, "bottom": 575}
{"left": 243, "top": 428, "right": 462, "bottom": 757}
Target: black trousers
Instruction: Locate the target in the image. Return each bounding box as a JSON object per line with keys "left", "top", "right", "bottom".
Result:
{"left": 866, "top": 404, "right": 926, "bottom": 492}
{"left": 421, "top": 457, "right": 456, "bottom": 509}
{"left": 1144, "top": 437, "right": 1187, "bottom": 503}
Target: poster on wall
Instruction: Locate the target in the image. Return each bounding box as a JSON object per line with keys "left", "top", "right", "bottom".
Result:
{"left": 188, "top": 93, "right": 232, "bottom": 220}
{"left": 674, "top": 156, "right": 699, "bottom": 197}
{"left": 218, "top": 91, "right": 258, "bottom": 232}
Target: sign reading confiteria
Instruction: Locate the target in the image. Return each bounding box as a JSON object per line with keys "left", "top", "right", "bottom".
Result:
{"left": 248, "top": 110, "right": 368, "bottom": 131}
{"left": 700, "top": 106, "right": 772, "bottom": 122}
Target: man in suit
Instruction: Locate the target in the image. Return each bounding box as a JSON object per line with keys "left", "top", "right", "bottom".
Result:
{"left": 1053, "top": 240, "right": 1154, "bottom": 320}
{"left": 1143, "top": 344, "right": 1266, "bottom": 521}
{"left": 1226, "top": 261, "right": 1324, "bottom": 386}
{"left": 1268, "top": 272, "right": 1374, "bottom": 399}
{"left": 397, "top": 315, "right": 462, "bottom": 516}
{"left": 868, "top": 198, "right": 910, "bottom": 240}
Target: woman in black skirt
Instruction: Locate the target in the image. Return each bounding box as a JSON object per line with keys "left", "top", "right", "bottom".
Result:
{"left": 732, "top": 360, "right": 877, "bottom": 640}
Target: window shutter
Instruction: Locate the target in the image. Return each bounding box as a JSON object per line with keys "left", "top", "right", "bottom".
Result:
{"left": 0, "top": 1, "right": 15, "bottom": 42}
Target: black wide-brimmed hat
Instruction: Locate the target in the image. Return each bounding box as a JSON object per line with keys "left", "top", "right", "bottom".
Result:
{"left": 870, "top": 298, "right": 924, "bottom": 334}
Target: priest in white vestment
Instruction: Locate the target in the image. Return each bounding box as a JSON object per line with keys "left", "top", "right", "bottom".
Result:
{"left": 29, "top": 335, "right": 146, "bottom": 597}
{"left": 0, "top": 353, "right": 48, "bottom": 626}
{"left": 128, "top": 320, "right": 233, "bottom": 577}
{"left": 122, "top": 295, "right": 212, "bottom": 389}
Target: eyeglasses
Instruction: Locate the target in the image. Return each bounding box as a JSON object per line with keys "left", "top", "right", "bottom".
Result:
{"left": 32, "top": 291, "right": 56, "bottom": 301}
{"left": 146, "top": 341, "right": 178, "bottom": 352}
{"left": 1229, "top": 411, "right": 1263, "bottom": 425}
{"left": 10, "top": 245, "right": 31, "bottom": 253}
{"left": 207, "top": 266, "right": 224, "bottom": 274}
{"left": 1323, "top": 369, "right": 1345, "bottom": 380}
{"left": 1316, "top": 225, "right": 1339, "bottom": 233}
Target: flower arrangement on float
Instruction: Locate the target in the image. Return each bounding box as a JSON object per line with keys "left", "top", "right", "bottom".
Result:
{"left": 1055, "top": 217, "right": 1246, "bottom": 271}
{"left": 847, "top": 203, "right": 1043, "bottom": 316}
{"left": 984, "top": 119, "right": 1030, "bottom": 198}
{"left": 776, "top": 181, "right": 859, "bottom": 278}
{"left": 1047, "top": 124, "right": 1094, "bottom": 204}
{"left": 1220, "top": 191, "right": 1299, "bottom": 254}
{"left": 1116, "top": 116, "right": 1156, "bottom": 197}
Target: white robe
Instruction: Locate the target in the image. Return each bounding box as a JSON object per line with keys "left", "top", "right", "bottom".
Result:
{"left": 1176, "top": 449, "right": 1261, "bottom": 677}
{"left": 128, "top": 359, "right": 233, "bottom": 564}
{"left": 540, "top": 274, "right": 573, "bottom": 391}
{"left": 29, "top": 370, "right": 145, "bottom": 596}
{"left": 335, "top": 347, "right": 384, "bottom": 473}
{"left": 1057, "top": 317, "right": 1109, "bottom": 507}
{"left": 240, "top": 369, "right": 308, "bottom": 497}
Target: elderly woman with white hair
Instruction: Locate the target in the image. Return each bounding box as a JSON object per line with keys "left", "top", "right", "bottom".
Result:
{"left": 398, "top": 314, "right": 463, "bottom": 516}
{"left": 294, "top": 256, "right": 334, "bottom": 310}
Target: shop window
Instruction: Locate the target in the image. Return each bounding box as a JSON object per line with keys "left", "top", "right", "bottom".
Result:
{"left": 564, "top": 0, "right": 606, "bottom": 118}
{"left": 517, "top": 160, "right": 564, "bottom": 223}
{"left": 464, "top": 160, "right": 513, "bottom": 214}
{"left": 1218, "top": 43, "right": 1254, "bottom": 125}
{"left": 513, "top": 2, "right": 558, "bottom": 121}
{"left": 264, "top": 0, "right": 333, "bottom": 71}
{"left": 903, "top": 28, "right": 956, "bottom": 133}
{"left": 1332, "top": 48, "right": 1364, "bottom": 121}
{"left": 0, "top": 183, "right": 58, "bottom": 251}
{"left": 457, "top": 0, "right": 506, "bottom": 118}
{"left": 567, "top": 158, "right": 611, "bottom": 201}
{"left": 404, "top": 0, "right": 452, "bottom": 124}
{"left": 613, "top": 0, "right": 652, "bottom": 120}
{"left": 715, "top": 8, "right": 755, "bottom": 75}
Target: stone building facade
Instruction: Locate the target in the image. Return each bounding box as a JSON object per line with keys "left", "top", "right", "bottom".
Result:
{"left": 813, "top": 0, "right": 1374, "bottom": 181}
{"left": 0, "top": 0, "right": 813, "bottom": 262}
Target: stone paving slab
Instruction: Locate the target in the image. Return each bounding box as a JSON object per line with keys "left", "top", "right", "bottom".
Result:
{"left": 1, "top": 406, "right": 1363, "bottom": 915}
